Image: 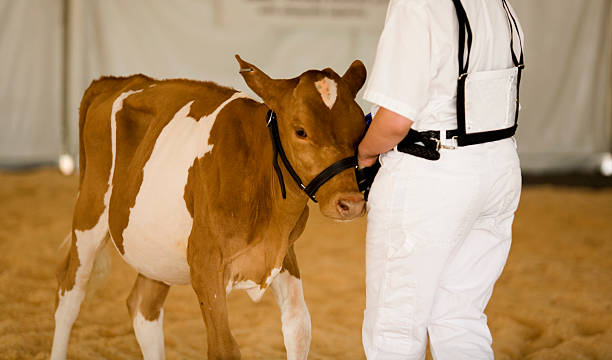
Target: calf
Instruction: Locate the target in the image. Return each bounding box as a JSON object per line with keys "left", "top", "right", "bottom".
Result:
{"left": 51, "top": 55, "right": 366, "bottom": 359}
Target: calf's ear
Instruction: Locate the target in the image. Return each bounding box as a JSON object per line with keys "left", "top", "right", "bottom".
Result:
{"left": 341, "top": 60, "right": 367, "bottom": 98}
{"left": 235, "top": 55, "right": 295, "bottom": 109}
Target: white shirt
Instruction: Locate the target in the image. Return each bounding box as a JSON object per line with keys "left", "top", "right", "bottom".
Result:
{"left": 363, "top": 0, "right": 524, "bottom": 131}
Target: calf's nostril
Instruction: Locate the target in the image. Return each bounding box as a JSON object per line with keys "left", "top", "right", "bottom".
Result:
{"left": 337, "top": 200, "right": 350, "bottom": 212}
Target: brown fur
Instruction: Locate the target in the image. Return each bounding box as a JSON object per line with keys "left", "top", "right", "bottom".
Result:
{"left": 56, "top": 242, "right": 74, "bottom": 296}
{"left": 127, "top": 274, "right": 169, "bottom": 321}
{"left": 108, "top": 78, "right": 237, "bottom": 253}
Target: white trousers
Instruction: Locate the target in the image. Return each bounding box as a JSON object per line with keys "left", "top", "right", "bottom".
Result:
{"left": 362, "top": 138, "right": 521, "bottom": 360}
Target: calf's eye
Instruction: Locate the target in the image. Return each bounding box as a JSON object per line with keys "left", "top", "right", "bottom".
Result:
{"left": 295, "top": 128, "right": 308, "bottom": 138}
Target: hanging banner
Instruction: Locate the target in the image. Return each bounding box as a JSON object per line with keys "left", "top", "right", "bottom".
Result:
{"left": 219, "top": 0, "right": 389, "bottom": 29}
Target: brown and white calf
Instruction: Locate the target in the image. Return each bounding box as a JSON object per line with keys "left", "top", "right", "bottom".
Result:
{"left": 51, "top": 56, "right": 367, "bottom": 359}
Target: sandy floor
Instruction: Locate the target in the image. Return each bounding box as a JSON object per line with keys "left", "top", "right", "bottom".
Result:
{"left": 0, "top": 169, "right": 611, "bottom": 359}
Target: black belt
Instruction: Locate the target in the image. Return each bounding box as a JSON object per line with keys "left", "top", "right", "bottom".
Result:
{"left": 357, "top": 128, "right": 459, "bottom": 200}
{"left": 396, "top": 129, "right": 460, "bottom": 161}
{"left": 414, "top": 129, "right": 460, "bottom": 140}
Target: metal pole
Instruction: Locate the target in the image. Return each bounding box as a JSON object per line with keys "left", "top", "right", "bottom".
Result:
{"left": 599, "top": 1, "right": 612, "bottom": 175}
{"left": 608, "top": 0, "right": 612, "bottom": 153}
{"left": 58, "top": 0, "right": 75, "bottom": 175}
{"left": 61, "top": 0, "right": 69, "bottom": 155}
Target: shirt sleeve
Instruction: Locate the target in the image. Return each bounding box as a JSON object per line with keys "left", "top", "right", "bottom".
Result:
{"left": 363, "top": 0, "right": 432, "bottom": 121}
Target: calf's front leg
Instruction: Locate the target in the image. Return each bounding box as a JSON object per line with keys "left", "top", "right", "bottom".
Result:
{"left": 188, "top": 230, "right": 240, "bottom": 359}
{"left": 271, "top": 246, "right": 311, "bottom": 360}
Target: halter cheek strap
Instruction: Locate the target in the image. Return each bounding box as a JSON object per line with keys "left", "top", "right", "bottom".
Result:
{"left": 266, "top": 110, "right": 358, "bottom": 202}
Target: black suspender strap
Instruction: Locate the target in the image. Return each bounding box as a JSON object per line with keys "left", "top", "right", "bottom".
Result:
{"left": 501, "top": 0, "right": 524, "bottom": 67}
{"left": 453, "top": 0, "right": 473, "bottom": 80}
{"left": 453, "top": 0, "right": 523, "bottom": 83}
{"left": 450, "top": 0, "right": 525, "bottom": 147}
{"left": 397, "top": 0, "right": 526, "bottom": 159}
{"left": 502, "top": 0, "right": 525, "bottom": 127}
{"left": 452, "top": 0, "right": 472, "bottom": 145}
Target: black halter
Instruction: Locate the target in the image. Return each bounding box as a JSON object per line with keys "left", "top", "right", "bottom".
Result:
{"left": 265, "top": 110, "right": 358, "bottom": 203}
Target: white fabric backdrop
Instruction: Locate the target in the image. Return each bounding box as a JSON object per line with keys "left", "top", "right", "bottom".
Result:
{"left": 0, "top": 0, "right": 62, "bottom": 166}
{"left": 512, "top": 0, "right": 612, "bottom": 172}
{"left": 1, "top": 0, "right": 611, "bottom": 172}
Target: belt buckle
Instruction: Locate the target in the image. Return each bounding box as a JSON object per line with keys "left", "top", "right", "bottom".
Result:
{"left": 429, "top": 137, "right": 441, "bottom": 152}
{"left": 431, "top": 136, "right": 457, "bottom": 151}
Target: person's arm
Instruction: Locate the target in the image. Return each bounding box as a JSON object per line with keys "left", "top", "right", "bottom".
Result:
{"left": 357, "top": 107, "right": 414, "bottom": 168}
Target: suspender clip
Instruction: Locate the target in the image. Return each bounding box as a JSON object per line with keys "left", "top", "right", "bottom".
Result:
{"left": 458, "top": 72, "right": 468, "bottom": 80}
{"left": 443, "top": 136, "right": 458, "bottom": 150}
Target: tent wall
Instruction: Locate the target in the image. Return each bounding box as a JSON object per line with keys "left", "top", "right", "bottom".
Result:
{"left": 1, "top": 0, "right": 611, "bottom": 172}
{"left": 512, "top": 0, "right": 612, "bottom": 172}
{"left": 0, "top": 0, "right": 62, "bottom": 166}
{"left": 63, "top": 0, "right": 384, "bottom": 159}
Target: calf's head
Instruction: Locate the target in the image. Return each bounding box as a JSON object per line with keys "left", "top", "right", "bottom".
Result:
{"left": 236, "top": 55, "right": 367, "bottom": 220}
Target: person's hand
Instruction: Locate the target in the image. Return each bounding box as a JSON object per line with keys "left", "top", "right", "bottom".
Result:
{"left": 356, "top": 150, "right": 381, "bottom": 201}
{"left": 358, "top": 150, "right": 378, "bottom": 169}
{"left": 357, "top": 107, "right": 413, "bottom": 169}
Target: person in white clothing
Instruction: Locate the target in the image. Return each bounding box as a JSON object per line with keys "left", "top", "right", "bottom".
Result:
{"left": 357, "top": 0, "right": 525, "bottom": 359}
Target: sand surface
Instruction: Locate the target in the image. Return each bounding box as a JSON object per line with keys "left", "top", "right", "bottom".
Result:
{"left": 0, "top": 169, "right": 611, "bottom": 359}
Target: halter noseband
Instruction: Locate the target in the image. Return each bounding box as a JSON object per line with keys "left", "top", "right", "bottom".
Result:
{"left": 265, "top": 110, "right": 358, "bottom": 203}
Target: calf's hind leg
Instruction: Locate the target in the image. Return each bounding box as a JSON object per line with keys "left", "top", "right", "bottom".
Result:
{"left": 127, "top": 274, "right": 170, "bottom": 360}
{"left": 51, "top": 204, "right": 109, "bottom": 360}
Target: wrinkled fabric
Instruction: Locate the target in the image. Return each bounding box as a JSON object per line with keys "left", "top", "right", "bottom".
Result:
{"left": 363, "top": 139, "right": 521, "bottom": 360}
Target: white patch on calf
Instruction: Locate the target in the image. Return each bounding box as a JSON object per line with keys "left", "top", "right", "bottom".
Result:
{"left": 121, "top": 92, "right": 249, "bottom": 285}
{"left": 133, "top": 309, "right": 165, "bottom": 360}
{"left": 226, "top": 267, "right": 281, "bottom": 302}
{"left": 51, "top": 286, "right": 85, "bottom": 360}
{"left": 314, "top": 77, "right": 337, "bottom": 109}
{"left": 52, "top": 217, "right": 109, "bottom": 360}
{"left": 110, "top": 90, "right": 143, "bottom": 194}
{"left": 104, "top": 89, "right": 142, "bottom": 259}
